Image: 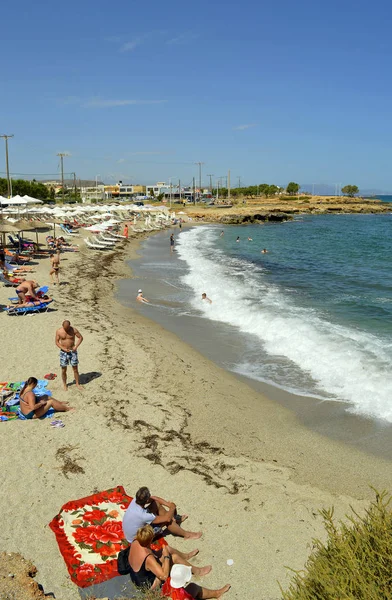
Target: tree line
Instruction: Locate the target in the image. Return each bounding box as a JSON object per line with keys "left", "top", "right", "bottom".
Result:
{"left": 0, "top": 177, "right": 51, "bottom": 201}
{"left": 211, "top": 182, "right": 360, "bottom": 199}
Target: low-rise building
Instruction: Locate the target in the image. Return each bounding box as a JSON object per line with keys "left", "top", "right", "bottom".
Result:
{"left": 81, "top": 185, "right": 105, "bottom": 203}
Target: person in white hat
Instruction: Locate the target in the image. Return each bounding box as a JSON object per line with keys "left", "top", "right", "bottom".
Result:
{"left": 167, "top": 563, "right": 231, "bottom": 598}
{"left": 128, "top": 525, "right": 230, "bottom": 598}
{"left": 136, "top": 289, "right": 150, "bottom": 303}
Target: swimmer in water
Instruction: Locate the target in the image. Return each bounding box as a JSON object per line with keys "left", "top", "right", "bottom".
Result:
{"left": 201, "top": 293, "right": 212, "bottom": 304}
{"left": 136, "top": 289, "right": 150, "bottom": 303}
{"left": 220, "top": 230, "right": 224, "bottom": 237}
{"left": 236, "top": 236, "right": 240, "bottom": 243}
{"left": 261, "top": 248, "right": 268, "bottom": 254}
{"left": 248, "top": 237, "right": 253, "bottom": 241}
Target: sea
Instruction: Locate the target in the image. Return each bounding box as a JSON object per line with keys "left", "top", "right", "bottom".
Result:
{"left": 118, "top": 213, "right": 392, "bottom": 430}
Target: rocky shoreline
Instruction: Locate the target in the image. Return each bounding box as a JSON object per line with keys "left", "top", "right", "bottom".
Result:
{"left": 184, "top": 197, "right": 390, "bottom": 224}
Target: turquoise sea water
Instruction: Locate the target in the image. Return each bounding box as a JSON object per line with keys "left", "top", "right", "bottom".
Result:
{"left": 174, "top": 214, "right": 392, "bottom": 422}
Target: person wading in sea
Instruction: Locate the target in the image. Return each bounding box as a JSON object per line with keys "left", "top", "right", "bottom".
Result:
{"left": 55, "top": 320, "right": 84, "bottom": 391}
{"left": 170, "top": 233, "right": 175, "bottom": 253}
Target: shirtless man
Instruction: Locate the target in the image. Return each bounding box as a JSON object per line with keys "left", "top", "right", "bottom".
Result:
{"left": 55, "top": 320, "right": 84, "bottom": 391}
{"left": 201, "top": 293, "right": 212, "bottom": 304}
{"left": 15, "top": 280, "right": 39, "bottom": 304}
{"left": 137, "top": 289, "right": 150, "bottom": 303}
{"left": 49, "top": 250, "right": 60, "bottom": 285}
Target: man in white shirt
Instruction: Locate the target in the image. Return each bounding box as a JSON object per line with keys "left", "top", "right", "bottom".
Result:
{"left": 122, "top": 486, "right": 202, "bottom": 543}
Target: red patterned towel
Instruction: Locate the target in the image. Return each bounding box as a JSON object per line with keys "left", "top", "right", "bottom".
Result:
{"left": 49, "top": 485, "right": 166, "bottom": 588}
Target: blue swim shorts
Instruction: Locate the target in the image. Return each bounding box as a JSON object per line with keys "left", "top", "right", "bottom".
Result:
{"left": 60, "top": 350, "right": 79, "bottom": 368}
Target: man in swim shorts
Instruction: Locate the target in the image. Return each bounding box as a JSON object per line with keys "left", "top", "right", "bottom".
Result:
{"left": 55, "top": 320, "right": 84, "bottom": 391}
{"left": 15, "top": 280, "right": 39, "bottom": 304}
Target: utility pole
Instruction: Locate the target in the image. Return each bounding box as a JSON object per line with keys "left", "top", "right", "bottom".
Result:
{"left": 237, "top": 176, "right": 241, "bottom": 189}
{"left": 193, "top": 177, "right": 196, "bottom": 205}
{"left": 1, "top": 134, "right": 14, "bottom": 198}
{"left": 207, "top": 174, "right": 214, "bottom": 195}
{"left": 57, "top": 152, "right": 69, "bottom": 203}
{"left": 179, "top": 179, "right": 181, "bottom": 202}
{"left": 195, "top": 162, "right": 204, "bottom": 201}
{"left": 73, "top": 172, "right": 77, "bottom": 201}
{"left": 228, "top": 169, "right": 231, "bottom": 200}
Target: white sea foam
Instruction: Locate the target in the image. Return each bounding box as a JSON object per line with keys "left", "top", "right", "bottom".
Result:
{"left": 176, "top": 227, "right": 392, "bottom": 422}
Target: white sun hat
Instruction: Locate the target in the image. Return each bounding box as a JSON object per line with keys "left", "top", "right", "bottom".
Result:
{"left": 170, "top": 564, "right": 192, "bottom": 589}
{"left": 138, "top": 289, "right": 142, "bottom": 293}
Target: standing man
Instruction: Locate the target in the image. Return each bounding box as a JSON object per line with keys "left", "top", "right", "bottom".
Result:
{"left": 170, "top": 233, "right": 175, "bottom": 253}
{"left": 55, "top": 320, "right": 84, "bottom": 391}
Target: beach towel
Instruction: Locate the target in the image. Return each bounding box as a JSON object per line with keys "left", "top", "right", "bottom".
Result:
{"left": 49, "top": 486, "right": 167, "bottom": 588}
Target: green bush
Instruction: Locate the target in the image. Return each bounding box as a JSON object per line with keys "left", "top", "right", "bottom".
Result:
{"left": 281, "top": 490, "right": 392, "bottom": 600}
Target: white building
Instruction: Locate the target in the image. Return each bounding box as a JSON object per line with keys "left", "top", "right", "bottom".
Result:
{"left": 81, "top": 185, "right": 105, "bottom": 203}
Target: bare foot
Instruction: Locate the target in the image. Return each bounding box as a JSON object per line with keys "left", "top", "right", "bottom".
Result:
{"left": 63, "top": 384, "right": 68, "bottom": 392}
{"left": 76, "top": 384, "right": 84, "bottom": 391}
{"left": 195, "top": 565, "right": 212, "bottom": 577}
{"left": 65, "top": 406, "right": 75, "bottom": 411}
{"left": 184, "top": 531, "right": 202, "bottom": 540}
{"left": 216, "top": 584, "right": 231, "bottom": 598}
{"left": 185, "top": 549, "right": 199, "bottom": 560}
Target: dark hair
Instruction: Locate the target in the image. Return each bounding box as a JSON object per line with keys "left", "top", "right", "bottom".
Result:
{"left": 20, "top": 377, "right": 38, "bottom": 396}
{"left": 135, "top": 487, "right": 151, "bottom": 506}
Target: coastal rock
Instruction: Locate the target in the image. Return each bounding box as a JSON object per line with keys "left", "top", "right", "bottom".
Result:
{"left": 218, "top": 212, "right": 291, "bottom": 224}
{"left": 0, "top": 553, "right": 49, "bottom": 600}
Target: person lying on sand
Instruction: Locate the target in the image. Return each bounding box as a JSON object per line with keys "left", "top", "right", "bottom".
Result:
{"left": 123, "top": 486, "right": 202, "bottom": 543}
{"left": 128, "top": 525, "right": 230, "bottom": 598}
{"left": 202, "top": 293, "right": 212, "bottom": 304}
{"left": 15, "top": 280, "right": 39, "bottom": 304}
{"left": 137, "top": 289, "right": 150, "bottom": 303}
{"left": 19, "top": 377, "right": 73, "bottom": 419}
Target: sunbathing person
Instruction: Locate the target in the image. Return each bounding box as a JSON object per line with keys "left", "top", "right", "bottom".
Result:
{"left": 123, "top": 487, "right": 202, "bottom": 543}
{"left": 7, "top": 297, "right": 53, "bottom": 310}
{"left": 128, "top": 525, "right": 229, "bottom": 598}
{"left": 2, "top": 268, "right": 25, "bottom": 284}
{"left": 19, "top": 377, "right": 73, "bottom": 419}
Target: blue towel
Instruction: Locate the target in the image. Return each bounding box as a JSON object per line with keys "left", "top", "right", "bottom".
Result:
{"left": 17, "top": 407, "right": 55, "bottom": 420}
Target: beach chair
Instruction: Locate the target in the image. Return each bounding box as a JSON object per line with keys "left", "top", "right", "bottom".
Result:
{"left": 8, "top": 285, "right": 49, "bottom": 304}
{"left": 0, "top": 273, "right": 18, "bottom": 287}
{"left": 60, "top": 224, "right": 79, "bottom": 236}
{"left": 84, "top": 239, "right": 113, "bottom": 250}
{"left": 3, "top": 299, "right": 53, "bottom": 316}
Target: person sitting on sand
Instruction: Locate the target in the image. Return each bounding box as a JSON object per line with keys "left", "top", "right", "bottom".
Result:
{"left": 128, "top": 525, "right": 230, "bottom": 598}
{"left": 15, "top": 280, "right": 39, "bottom": 304}
{"left": 201, "top": 293, "right": 212, "bottom": 304}
{"left": 123, "top": 487, "right": 202, "bottom": 543}
{"left": 137, "top": 289, "right": 149, "bottom": 303}
{"left": 49, "top": 249, "right": 61, "bottom": 285}
{"left": 164, "top": 564, "right": 231, "bottom": 599}
{"left": 18, "top": 376, "right": 73, "bottom": 420}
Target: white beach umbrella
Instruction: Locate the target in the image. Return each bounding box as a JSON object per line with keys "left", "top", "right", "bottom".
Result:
{"left": 22, "top": 195, "right": 44, "bottom": 204}
{"left": 0, "top": 195, "right": 27, "bottom": 205}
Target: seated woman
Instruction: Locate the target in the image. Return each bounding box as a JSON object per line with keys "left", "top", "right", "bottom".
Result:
{"left": 18, "top": 377, "right": 73, "bottom": 419}
{"left": 128, "top": 526, "right": 229, "bottom": 598}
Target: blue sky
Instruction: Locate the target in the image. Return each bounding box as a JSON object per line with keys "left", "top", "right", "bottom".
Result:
{"left": 1, "top": 0, "right": 392, "bottom": 190}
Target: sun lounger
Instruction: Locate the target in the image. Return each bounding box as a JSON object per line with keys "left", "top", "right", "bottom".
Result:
{"left": 84, "top": 239, "right": 113, "bottom": 250}
{"left": 3, "top": 299, "right": 53, "bottom": 316}
{"left": 8, "top": 285, "right": 49, "bottom": 304}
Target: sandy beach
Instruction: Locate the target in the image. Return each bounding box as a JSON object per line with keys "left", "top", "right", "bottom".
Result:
{"left": 1, "top": 230, "right": 392, "bottom": 600}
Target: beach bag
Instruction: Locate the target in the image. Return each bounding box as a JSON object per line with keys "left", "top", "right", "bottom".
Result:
{"left": 117, "top": 546, "right": 132, "bottom": 575}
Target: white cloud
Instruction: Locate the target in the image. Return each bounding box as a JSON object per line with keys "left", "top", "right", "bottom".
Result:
{"left": 120, "top": 38, "right": 142, "bottom": 52}
{"left": 117, "top": 158, "right": 126, "bottom": 163}
{"left": 82, "top": 98, "right": 166, "bottom": 108}
{"left": 233, "top": 123, "right": 257, "bottom": 130}
{"left": 167, "top": 33, "right": 198, "bottom": 45}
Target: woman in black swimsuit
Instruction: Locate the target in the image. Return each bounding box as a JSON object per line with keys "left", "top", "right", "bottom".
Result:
{"left": 128, "top": 526, "right": 230, "bottom": 598}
